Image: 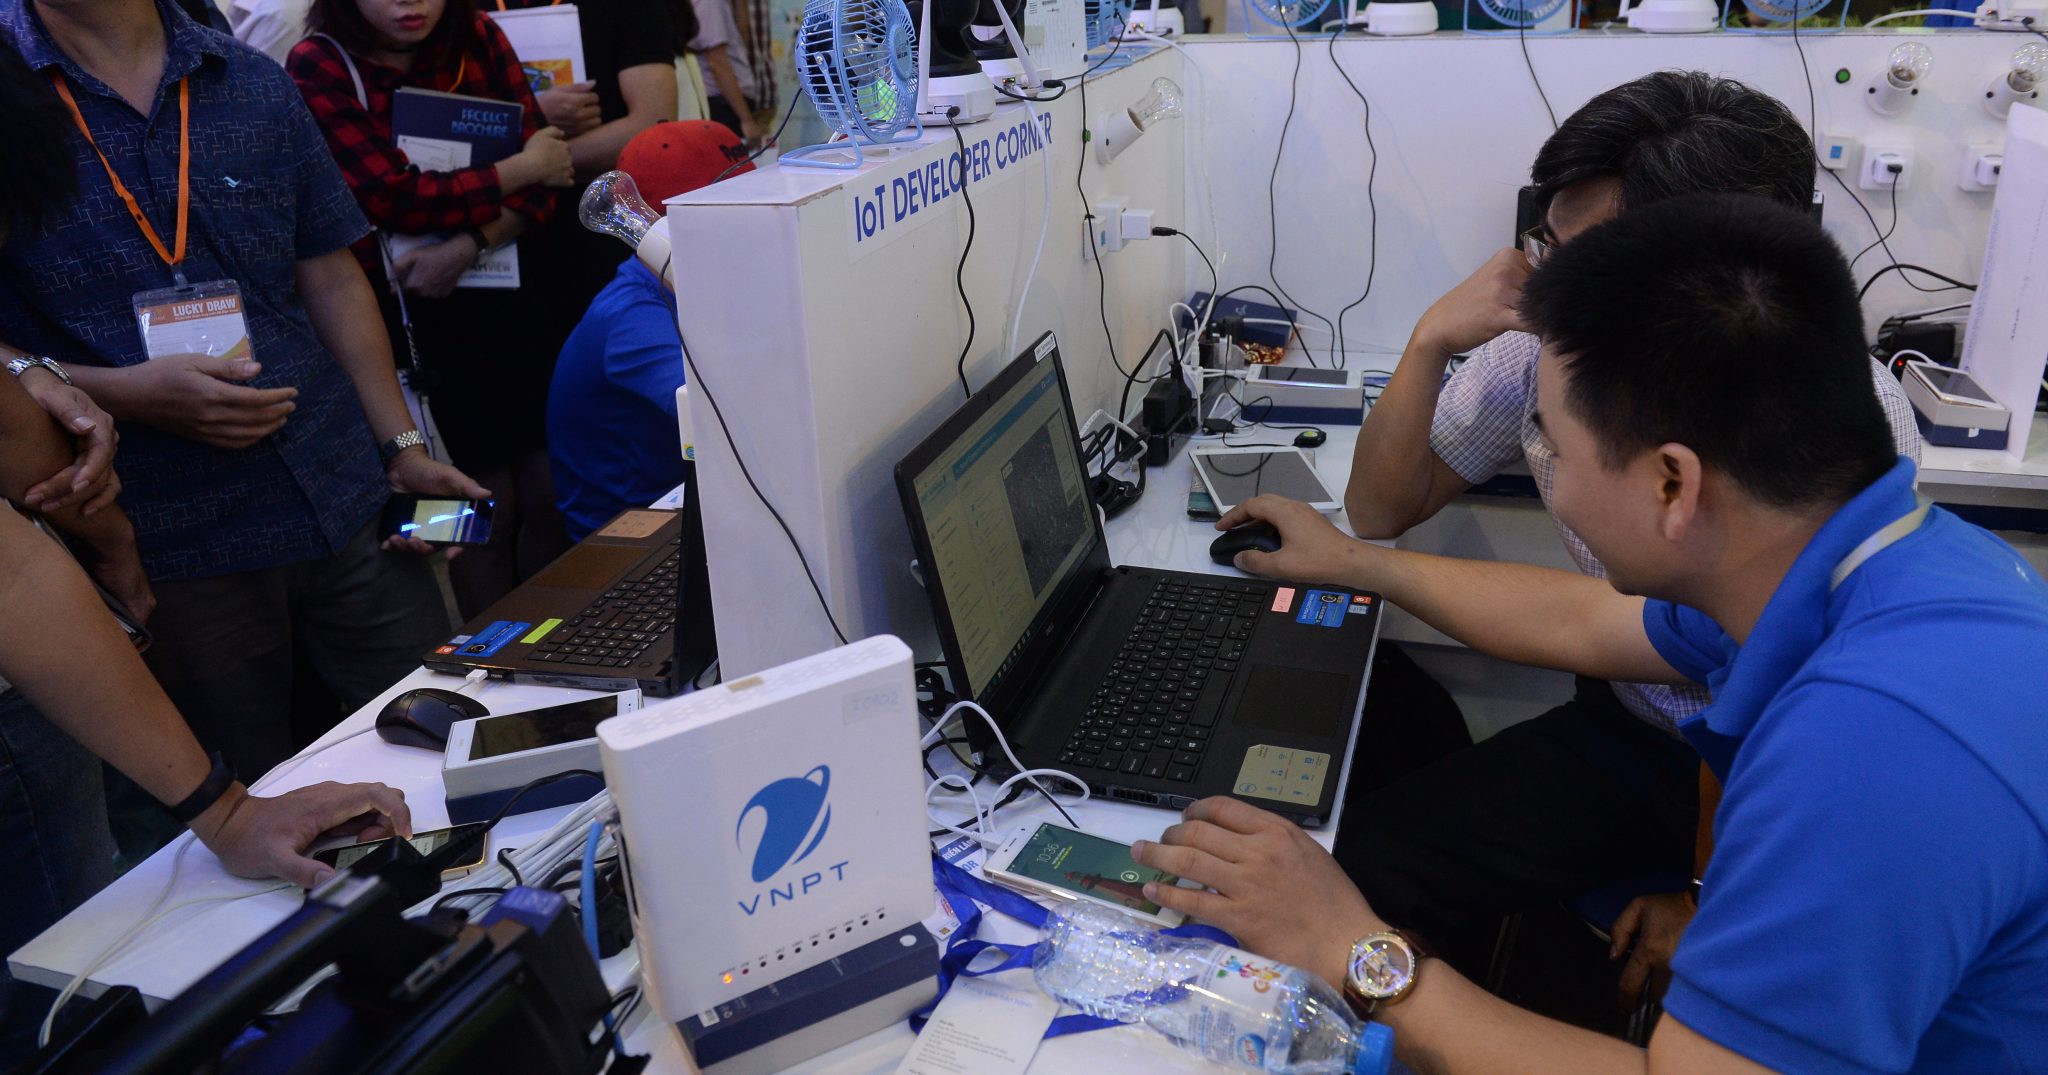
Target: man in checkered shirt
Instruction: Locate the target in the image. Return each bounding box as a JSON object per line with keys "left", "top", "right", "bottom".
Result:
{"left": 1331, "top": 72, "right": 1921, "bottom": 988}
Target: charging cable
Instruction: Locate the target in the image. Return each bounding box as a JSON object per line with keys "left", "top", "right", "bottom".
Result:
{"left": 922, "top": 702, "right": 1089, "bottom": 847}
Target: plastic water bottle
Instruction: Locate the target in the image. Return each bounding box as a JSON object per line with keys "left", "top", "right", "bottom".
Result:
{"left": 1033, "top": 902, "right": 1395, "bottom": 1074}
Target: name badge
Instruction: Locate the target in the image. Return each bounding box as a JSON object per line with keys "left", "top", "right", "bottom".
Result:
{"left": 132, "top": 279, "right": 253, "bottom": 362}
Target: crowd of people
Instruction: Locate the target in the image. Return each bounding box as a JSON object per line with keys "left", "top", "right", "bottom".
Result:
{"left": 0, "top": 0, "right": 2044, "bottom": 1067}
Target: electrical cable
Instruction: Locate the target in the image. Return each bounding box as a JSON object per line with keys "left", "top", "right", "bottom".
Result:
{"left": 1265, "top": 20, "right": 1342, "bottom": 368}
{"left": 1325, "top": 30, "right": 1380, "bottom": 373}
{"left": 1517, "top": 19, "right": 1558, "bottom": 131}
{"left": 679, "top": 335, "right": 850, "bottom": 645}
{"left": 994, "top": 78, "right": 1067, "bottom": 102}
{"left": 1007, "top": 109, "right": 1057, "bottom": 362}
{"left": 1075, "top": 31, "right": 1135, "bottom": 388}
{"left": 1848, "top": 176, "right": 1903, "bottom": 276}
{"left": 949, "top": 111, "right": 979, "bottom": 399}
{"left": 713, "top": 66, "right": 804, "bottom": 185}
{"left": 1858, "top": 262, "right": 1976, "bottom": 302}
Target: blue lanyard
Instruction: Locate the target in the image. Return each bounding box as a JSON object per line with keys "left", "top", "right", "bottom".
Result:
{"left": 912, "top": 856, "right": 1240, "bottom": 1038}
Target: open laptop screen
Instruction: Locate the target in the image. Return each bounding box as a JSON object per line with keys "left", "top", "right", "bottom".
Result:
{"left": 904, "top": 340, "right": 1099, "bottom": 702}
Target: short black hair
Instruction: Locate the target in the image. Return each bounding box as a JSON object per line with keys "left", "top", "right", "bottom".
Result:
{"left": 1519, "top": 193, "right": 1896, "bottom": 511}
{"left": 0, "top": 38, "right": 78, "bottom": 243}
{"left": 1530, "top": 71, "right": 1813, "bottom": 221}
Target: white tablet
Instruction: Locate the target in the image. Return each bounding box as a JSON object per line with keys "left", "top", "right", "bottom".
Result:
{"left": 1189, "top": 446, "right": 1340, "bottom": 514}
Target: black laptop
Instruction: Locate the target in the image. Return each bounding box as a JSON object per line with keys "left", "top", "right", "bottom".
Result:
{"left": 422, "top": 474, "right": 717, "bottom": 696}
{"left": 895, "top": 334, "right": 1380, "bottom": 825}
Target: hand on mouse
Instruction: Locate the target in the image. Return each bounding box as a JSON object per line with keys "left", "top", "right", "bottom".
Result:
{"left": 1216, "top": 495, "right": 1373, "bottom": 584}
{"left": 188, "top": 780, "right": 412, "bottom": 889}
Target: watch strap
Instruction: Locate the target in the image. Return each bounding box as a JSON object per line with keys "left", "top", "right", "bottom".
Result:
{"left": 380, "top": 429, "right": 426, "bottom": 466}
{"left": 168, "top": 752, "right": 236, "bottom": 824}
{"left": 5, "top": 355, "right": 72, "bottom": 385}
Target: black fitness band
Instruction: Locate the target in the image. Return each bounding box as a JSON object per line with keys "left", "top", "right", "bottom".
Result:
{"left": 168, "top": 752, "right": 236, "bottom": 824}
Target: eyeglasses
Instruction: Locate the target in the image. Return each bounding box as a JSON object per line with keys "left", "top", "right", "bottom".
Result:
{"left": 1520, "top": 225, "right": 1554, "bottom": 267}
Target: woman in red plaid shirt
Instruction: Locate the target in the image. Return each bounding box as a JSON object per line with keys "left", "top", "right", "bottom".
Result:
{"left": 288, "top": 0, "right": 578, "bottom": 617}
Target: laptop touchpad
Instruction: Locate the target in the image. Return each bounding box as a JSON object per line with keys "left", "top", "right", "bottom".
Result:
{"left": 1237, "top": 665, "right": 1351, "bottom": 739}
{"left": 528, "top": 544, "right": 648, "bottom": 590}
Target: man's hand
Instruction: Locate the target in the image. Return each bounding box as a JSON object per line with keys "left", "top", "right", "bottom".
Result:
{"left": 392, "top": 233, "right": 481, "bottom": 299}
{"left": 17, "top": 367, "right": 120, "bottom": 515}
{"left": 190, "top": 780, "right": 412, "bottom": 889}
{"left": 77, "top": 534, "right": 155, "bottom": 624}
{"left": 1216, "top": 495, "right": 1373, "bottom": 585}
{"left": 739, "top": 111, "right": 764, "bottom": 148}
{"left": 382, "top": 447, "right": 490, "bottom": 554}
{"left": 1610, "top": 891, "right": 1694, "bottom": 1012}
{"left": 1411, "top": 248, "right": 1534, "bottom": 361}
{"left": 1133, "top": 797, "right": 1383, "bottom": 989}
{"left": 119, "top": 354, "right": 298, "bottom": 450}
{"left": 538, "top": 81, "right": 601, "bottom": 136}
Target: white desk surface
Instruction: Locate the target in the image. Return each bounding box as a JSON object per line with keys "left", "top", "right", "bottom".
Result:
{"left": 8, "top": 425, "right": 1368, "bottom": 1074}
{"left": 1918, "top": 413, "right": 2048, "bottom": 493}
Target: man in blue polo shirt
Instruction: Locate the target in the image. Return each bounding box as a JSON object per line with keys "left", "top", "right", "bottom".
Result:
{"left": 0, "top": 0, "right": 487, "bottom": 787}
{"left": 1130, "top": 194, "right": 2048, "bottom": 1071}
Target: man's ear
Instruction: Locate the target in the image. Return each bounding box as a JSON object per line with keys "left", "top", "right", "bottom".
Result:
{"left": 1654, "top": 443, "right": 1703, "bottom": 543}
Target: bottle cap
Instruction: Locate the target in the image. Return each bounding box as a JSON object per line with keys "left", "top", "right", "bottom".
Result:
{"left": 1353, "top": 1021, "right": 1396, "bottom": 1075}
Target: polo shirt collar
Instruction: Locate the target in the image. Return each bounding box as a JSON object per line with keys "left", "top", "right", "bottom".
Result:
{"left": 11, "top": 0, "right": 228, "bottom": 105}
{"left": 1681, "top": 457, "right": 1920, "bottom": 757}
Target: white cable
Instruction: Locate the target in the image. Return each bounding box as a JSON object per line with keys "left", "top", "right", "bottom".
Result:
{"left": 248, "top": 726, "right": 382, "bottom": 794}
{"left": 1861, "top": 7, "right": 1962, "bottom": 24}
{"left": 922, "top": 702, "right": 1089, "bottom": 846}
{"left": 456, "top": 668, "right": 490, "bottom": 696}
{"left": 1007, "top": 111, "right": 1056, "bottom": 362}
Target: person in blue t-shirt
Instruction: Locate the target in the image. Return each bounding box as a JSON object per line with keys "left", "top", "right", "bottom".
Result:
{"left": 1129, "top": 193, "right": 2048, "bottom": 1072}
{"left": 548, "top": 119, "right": 750, "bottom": 540}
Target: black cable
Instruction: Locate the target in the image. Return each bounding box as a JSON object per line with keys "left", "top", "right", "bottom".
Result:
{"left": 1848, "top": 177, "right": 1902, "bottom": 276}
{"left": 713, "top": 48, "right": 804, "bottom": 184}
{"left": 1264, "top": 20, "right": 1340, "bottom": 368}
{"left": 1075, "top": 32, "right": 1126, "bottom": 385}
{"left": 1858, "top": 263, "right": 1976, "bottom": 302}
{"left": 994, "top": 78, "right": 1067, "bottom": 102}
{"left": 679, "top": 336, "right": 851, "bottom": 645}
{"left": 949, "top": 112, "right": 978, "bottom": 399}
{"left": 425, "top": 769, "right": 606, "bottom": 873}
{"left": 1517, "top": 19, "right": 1557, "bottom": 131}
{"left": 498, "top": 847, "right": 525, "bottom": 888}
{"left": 431, "top": 887, "right": 510, "bottom": 914}
{"left": 1164, "top": 229, "right": 1219, "bottom": 300}
{"left": 1326, "top": 30, "right": 1379, "bottom": 373}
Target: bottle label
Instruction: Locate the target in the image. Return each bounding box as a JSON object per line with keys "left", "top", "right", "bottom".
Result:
{"left": 1180, "top": 947, "right": 1292, "bottom": 1069}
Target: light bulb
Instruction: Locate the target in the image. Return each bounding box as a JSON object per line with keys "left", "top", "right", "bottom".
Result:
{"left": 580, "top": 170, "right": 661, "bottom": 249}
{"left": 2009, "top": 42, "right": 2048, "bottom": 93}
{"left": 1131, "top": 77, "right": 1184, "bottom": 130}
{"left": 580, "top": 169, "right": 674, "bottom": 287}
{"left": 1886, "top": 42, "right": 1934, "bottom": 90}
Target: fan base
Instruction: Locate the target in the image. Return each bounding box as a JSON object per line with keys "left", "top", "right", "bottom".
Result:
{"left": 1622, "top": 0, "right": 1717, "bottom": 31}
{"left": 1360, "top": 1, "right": 1438, "bottom": 33}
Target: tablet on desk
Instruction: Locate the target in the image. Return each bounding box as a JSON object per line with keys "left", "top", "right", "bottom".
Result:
{"left": 1190, "top": 446, "right": 1340, "bottom": 514}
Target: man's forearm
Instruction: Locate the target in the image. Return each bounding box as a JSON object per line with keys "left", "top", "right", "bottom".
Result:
{"left": 0, "top": 507, "right": 208, "bottom": 806}
{"left": 701, "top": 49, "right": 749, "bottom": 121}
{"left": 1340, "top": 541, "right": 1682, "bottom": 684}
{"left": 296, "top": 249, "right": 415, "bottom": 443}
{"left": 0, "top": 376, "right": 138, "bottom": 555}
{"left": 1379, "top": 960, "right": 1648, "bottom": 1075}
{"left": 1347, "top": 335, "right": 1457, "bottom": 537}
{"left": 568, "top": 64, "right": 677, "bottom": 175}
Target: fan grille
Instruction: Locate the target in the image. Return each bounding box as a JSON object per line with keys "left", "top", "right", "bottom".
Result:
{"left": 1738, "top": 0, "right": 1827, "bottom": 21}
{"left": 1476, "top": 0, "right": 1567, "bottom": 26}
{"left": 1248, "top": 0, "right": 1332, "bottom": 29}
{"left": 1085, "top": 0, "right": 1134, "bottom": 47}
{"left": 797, "top": 0, "right": 918, "bottom": 141}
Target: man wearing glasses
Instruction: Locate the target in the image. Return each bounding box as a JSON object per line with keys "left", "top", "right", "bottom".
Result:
{"left": 1333, "top": 71, "right": 1919, "bottom": 999}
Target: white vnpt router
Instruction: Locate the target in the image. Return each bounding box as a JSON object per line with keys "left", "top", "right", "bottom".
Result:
{"left": 597, "top": 635, "right": 934, "bottom": 1026}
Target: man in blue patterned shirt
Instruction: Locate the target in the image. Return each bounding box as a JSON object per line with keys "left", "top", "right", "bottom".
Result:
{"left": 0, "top": 0, "right": 487, "bottom": 784}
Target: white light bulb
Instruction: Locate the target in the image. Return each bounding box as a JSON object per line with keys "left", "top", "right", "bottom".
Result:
{"left": 580, "top": 170, "right": 661, "bottom": 249}
{"left": 1131, "top": 77, "right": 1184, "bottom": 130}
{"left": 1887, "top": 42, "right": 1934, "bottom": 89}
{"left": 2010, "top": 42, "right": 2048, "bottom": 93}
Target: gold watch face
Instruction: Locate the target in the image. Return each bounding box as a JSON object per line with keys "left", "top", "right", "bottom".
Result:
{"left": 1348, "top": 933, "right": 1416, "bottom": 1000}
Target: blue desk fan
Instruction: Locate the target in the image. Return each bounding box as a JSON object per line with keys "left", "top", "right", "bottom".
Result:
{"left": 1463, "top": 0, "right": 1575, "bottom": 32}
{"left": 1241, "top": 0, "right": 1333, "bottom": 37}
{"left": 1086, "top": 0, "right": 1133, "bottom": 49}
{"left": 1720, "top": 0, "right": 1845, "bottom": 32}
{"left": 780, "top": 0, "right": 923, "bottom": 169}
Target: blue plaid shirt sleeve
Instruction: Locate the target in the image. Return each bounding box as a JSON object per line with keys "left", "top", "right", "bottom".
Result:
{"left": 277, "top": 65, "right": 372, "bottom": 260}
{"left": 1427, "top": 332, "right": 1539, "bottom": 486}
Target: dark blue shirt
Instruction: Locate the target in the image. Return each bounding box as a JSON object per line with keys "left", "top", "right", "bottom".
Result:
{"left": 547, "top": 260, "right": 685, "bottom": 541}
{"left": 0, "top": 0, "right": 388, "bottom": 582}
{"left": 1645, "top": 459, "right": 2048, "bottom": 1073}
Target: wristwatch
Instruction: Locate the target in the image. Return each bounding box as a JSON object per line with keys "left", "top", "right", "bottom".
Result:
{"left": 1340, "top": 928, "right": 1433, "bottom": 1020}
{"left": 380, "top": 429, "right": 427, "bottom": 466}
{"left": 5, "top": 355, "right": 73, "bottom": 385}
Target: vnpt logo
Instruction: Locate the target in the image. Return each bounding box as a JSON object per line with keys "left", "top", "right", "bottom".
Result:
{"left": 735, "top": 765, "right": 849, "bottom": 916}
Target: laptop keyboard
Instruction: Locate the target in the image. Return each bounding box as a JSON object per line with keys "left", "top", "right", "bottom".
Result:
{"left": 1056, "top": 577, "right": 1272, "bottom": 782}
{"left": 528, "top": 546, "right": 681, "bottom": 669}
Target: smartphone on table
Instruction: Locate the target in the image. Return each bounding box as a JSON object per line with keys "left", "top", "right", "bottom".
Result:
{"left": 312, "top": 822, "right": 489, "bottom": 880}
{"left": 982, "top": 822, "right": 1187, "bottom": 927}
{"left": 381, "top": 495, "right": 495, "bottom": 546}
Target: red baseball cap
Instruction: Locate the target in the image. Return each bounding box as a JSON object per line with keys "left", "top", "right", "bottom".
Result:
{"left": 618, "top": 121, "right": 754, "bottom": 205}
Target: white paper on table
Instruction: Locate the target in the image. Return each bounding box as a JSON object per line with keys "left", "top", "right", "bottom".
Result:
{"left": 893, "top": 974, "right": 1058, "bottom": 1075}
{"left": 488, "top": 5, "right": 586, "bottom": 92}
{"left": 1958, "top": 103, "right": 2048, "bottom": 461}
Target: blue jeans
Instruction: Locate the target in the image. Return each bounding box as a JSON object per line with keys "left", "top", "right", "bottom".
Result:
{"left": 0, "top": 688, "right": 117, "bottom": 1063}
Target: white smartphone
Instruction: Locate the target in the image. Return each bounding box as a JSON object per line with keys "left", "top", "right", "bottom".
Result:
{"left": 981, "top": 822, "right": 1187, "bottom": 927}
{"left": 1905, "top": 361, "right": 2000, "bottom": 408}
{"left": 1190, "top": 446, "right": 1341, "bottom": 515}
{"left": 442, "top": 689, "right": 642, "bottom": 800}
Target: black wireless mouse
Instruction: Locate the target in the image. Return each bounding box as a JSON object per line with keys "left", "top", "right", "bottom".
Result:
{"left": 1294, "top": 429, "right": 1327, "bottom": 449}
{"left": 1210, "top": 521, "right": 1284, "bottom": 566}
{"left": 375, "top": 687, "right": 489, "bottom": 750}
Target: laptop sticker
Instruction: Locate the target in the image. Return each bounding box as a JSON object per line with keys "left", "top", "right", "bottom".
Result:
{"left": 1232, "top": 745, "right": 1329, "bottom": 805}
{"left": 520, "top": 618, "right": 563, "bottom": 645}
{"left": 1271, "top": 586, "right": 1296, "bottom": 614}
{"left": 594, "top": 510, "right": 670, "bottom": 540}
{"left": 460, "top": 619, "right": 532, "bottom": 658}
{"left": 1296, "top": 590, "right": 1348, "bottom": 628}
{"left": 1347, "top": 595, "right": 1374, "bottom": 615}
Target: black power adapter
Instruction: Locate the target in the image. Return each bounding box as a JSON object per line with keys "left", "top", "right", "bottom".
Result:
{"left": 1141, "top": 375, "right": 1195, "bottom": 466}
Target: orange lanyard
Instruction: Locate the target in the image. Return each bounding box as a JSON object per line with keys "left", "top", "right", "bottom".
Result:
{"left": 444, "top": 53, "right": 468, "bottom": 92}
{"left": 492, "top": 0, "right": 562, "bottom": 8}
{"left": 51, "top": 73, "right": 189, "bottom": 273}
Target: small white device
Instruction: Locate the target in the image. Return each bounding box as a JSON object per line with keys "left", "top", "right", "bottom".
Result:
{"left": 1191, "top": 446, "right": 1341, "bottom": 514}
{"left": 1358, "top": 0, "right": 1439, "bottom": 34}
{"left": 599, "top": 635, "right": 934, "bottom": 1028}
{"left": 1901, "top": 360, "right": 2012, "bottom": 449}
{"left": 442, "top": 689, "right": 642, "bottom": 803}
{"left": 982, "top": 822, "right": 1187, "bottom": 927}
{"left": 1243, "top": 363, "right": 1369, "bottom": 425}
{"left": 1906, "top": 360, "right": 2000, "bottom": 408}
{"left": 1613, "top": 0, "right": 1717, "bottom": 32}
